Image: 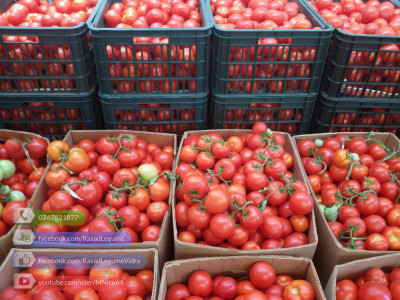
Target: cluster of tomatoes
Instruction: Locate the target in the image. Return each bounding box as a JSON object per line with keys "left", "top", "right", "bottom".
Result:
{"left": 310, "top": 0, "right": 400, "bottom": 35}
{"left": 210, "top": 0, "right": 319, "bottom": 94}
{"left": 0, "top": 104, "right": 86, "bottom": 137}
{"left": 175, "top": 122, "right": 314, "bottom": 250}
{"left": 166, "top": 261, "right": 316, "bottom": 299}
{"left": 297, "top": 133, "right": 400, "bottom": 251}
{"left": 0, "top": 137, "right": 48, "bottom": 238}
{"left": 0, "top": 0, "right": 99, "bottom": 92}
{"left": 114, "top": 105, "right": 197, "bottom": 135}
{"left": 104, "top": 0, "right": 201, "bottom": 93}
{"left": 222, "top": 104, "right": 303, "bottom": 134}
{"left": 309, "top": 0, "right": 400, "bottom": 97}
{"left": 0, "top": 257, "right": 154, "bottom": 300}
{"left": 211, "top": 0, "right": 314, "bottom": 29}
{"left": 335, "top": 266, "right": 400, "bottom": 300}
{"left": 330, "top": 109, "right": 400, "bottom": 134}
{"left": 42, "top": 134, "right": 174, "bottom": 242}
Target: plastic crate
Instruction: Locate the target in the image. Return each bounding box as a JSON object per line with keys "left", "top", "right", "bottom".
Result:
{"left": 311, "top": 92, "right": 400, "bottom": 134}
{"left": 100, "top": 93, "right": 208, "bottom": 136}
{"left": 208, "top": 0, "right": 332, "bottom": 95}
{"left": 0, "top": 0, "right": 102, "bottom": 94}
{"left": 315, "top": 0, "right": 400, "bottom": 99}
{"left": 211, "top": 93, "right": 317, "bottom": 134}
{"left": 0, "top": 88, "right": 103, "bottom": 140}
{"left": 88, "top": 0, "right": 212, "bottom": 96}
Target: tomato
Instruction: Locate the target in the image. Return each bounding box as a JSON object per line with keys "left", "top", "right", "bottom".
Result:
{"left": 204, "top": 188, "right": 230, "bottom": 214}
{"left": 356, "top": 193, "right": 379, "bottom": 216}
{"left": 124, "top": 276, "right": 146, "bottom": 297}
{"left": 358, "top": 282, "right": 391, "bottom": 300}
{"left": 249, "top": 262, "right": 276, "bottom": 289}
{"left": 343, "top": 217, "right": 367, "bottom": 237}
{"left": 30, "top": 256, "right": 57, "bottom": 282}
{"left": 47, "top": 140, "right": 69, "bottom": 161}
{"left": 146, "top": 201, "right": 168, "bottom": 223}
{"left": 387, "top": 208, "right": 400, "bottom": 227}
{"left": 283, "top": 280, "right": 315, "bottom": 300}
{"left": 26, "top": 138, "right": 48, "bottom": 159}
{"left": 182, "top": 174, "right": 208, "bottom": 200}
{"left": 2, "top": 200, "right": 27, "bottom": 227}
{"left": 215, "top": 277, "right": 238, "bottom": 298}
{"left": 336, "top": 280, "right": 357, "bottom": 300}
{"left": 366, "top": 233, "right": 389, "bottom": 251}
{"left": 365, "top": 214, "right": 387, "bottom": 234}
{"left": 383, "top": 226, "right": 400, "bottom": 250}
{"left": 289, "top": 192, "right": 313, "bottom": 215}
{"left": 149, "top": 180, "right": 170, "bottom": 202}
{"left": 75, "top": 182, "right": 103, "bottom": 208}
{"left": 290, "top": 215, "right": 309, "bottom": 232}
{"left": 333, "top": 149, "right": 351, "bottom": 168}
{"left": 210, "top": 214, "right": 235, "bottom": 239}
{"left": 297, "top": 139, "right": 316, "bottom": 157}
{"left": 213, "top": 158, "right": 236, "bottom": 180}
{"left": 188, "top": 271, "right": 213, "bottom": 297}
{"left": 166, "top": 283, "right": 191, "bottom": 300}
{"left": 97, "top": 154, "right": 120, "bottom": 176}
{"left": 48, "top": 190, "right": 74, "bottom": 210}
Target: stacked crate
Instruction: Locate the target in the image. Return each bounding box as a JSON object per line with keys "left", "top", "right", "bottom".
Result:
{"left": 89, "top": 0, "right": 211, "bottom": 137}
{"left": 0, "top": 0, "right": 103, "bottom": 140}
{"left": 310, "top": 0, "right": 400, "bottom": 134}
{"left": 206, "top": 0, "right": 332, "bottom": 134}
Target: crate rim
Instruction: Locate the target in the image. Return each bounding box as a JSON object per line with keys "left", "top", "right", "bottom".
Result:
{"left": 211, "top": 92, "right": 318, "bottom": 101}
{"left": 319, "top": 91, "right": 400, "bottom": 104}
{"left": 99, "top": 91, "right": 209, "bottom": 100}
{"left": 0, "top": 87, "right": 97, "bottom": 101}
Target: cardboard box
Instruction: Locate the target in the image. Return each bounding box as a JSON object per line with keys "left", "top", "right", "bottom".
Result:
{"left": 325, "top": 253, "right": 400, "bottom": 299}
{"left": 14, "top": 130, "right": 177, "bottom": 267}
{"left": 293, "top": 132, "right": 400, "bottom": 287}
{"left": 0, "top": 247, "right": 159, "bottom": 299}
{"left": 158, "top": 256, "right": 326, "bottom": 300}
{"left": 173, "top": 129, "right": 318, "bottom": 259}
{"left": 0, "top": 130, "right": 50, "bottom": 266}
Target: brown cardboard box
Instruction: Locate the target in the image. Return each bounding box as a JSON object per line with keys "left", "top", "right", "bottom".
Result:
{"left": 14, "top": 130, "right": 177, "bottom": 267}
{"left": 293, "top": 132, "right": 400, "bottom": 287}
{"left": 0, "top": 247, "right": 159, "bottom": 299}
{"left": 0, "top": 130, "right": 50, "bottom": 265}
{"left": 325, "top": 254, "right": 400, "bottom": 299}
{"left": 173, "top": 129, "right": 318, "bottom": 259}
{"left": 158, "top": 256, "right": 326, "bottom": 300}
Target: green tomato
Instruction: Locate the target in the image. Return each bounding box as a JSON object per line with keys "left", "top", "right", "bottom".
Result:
{"left": 9, "top": 191, "right": 26, "bottom": 202}
{"left": 0, "top": 168, "right": 3, "bottom": 182}
{"left": 138, "top": 164, "right": 159, "bottom": 184}
{"left": 0, "top": 203, "right": 3, "bottom": 218}
{"left": 314, "top": 139, "right": 324, "bottom": 148}
{"left": 0, "top": 160, "right": 15, "bottom": 179}
{"left": 324, "top": 205, "right": 339, "bottom": 222}
{"left": 0, "top": 185, "right": 10, "bottom": 195}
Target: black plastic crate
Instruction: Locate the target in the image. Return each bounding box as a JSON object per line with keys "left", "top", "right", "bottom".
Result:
{"left": 0, "top": 0, "right": 102, "bottom": 94}
{"left": 211, "top": 93, "right": 317, "bottom": 134}
{"left": 313, "top": 0, "right": 400, "bottom": 99}
{"left": 0, "top": 88, "right": 103, "bottom": 140}
{"left": 208, "top": 0, "right": 332, "bottom": 95}
{"left": 100, "top": 93, "right": 208, "bottom": 136}
{"left": 88, "top": 0, "right": 212, "bottom": 96}
{"left": 312, "top": 92, "right": 400, "bottom": 134}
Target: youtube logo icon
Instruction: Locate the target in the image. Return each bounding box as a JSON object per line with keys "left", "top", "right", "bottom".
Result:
{"left": 14, "top": 274, "right": 35, "bottom": 289}
{"left": 18, "top": 277, "right": 30, "bottom": 286}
